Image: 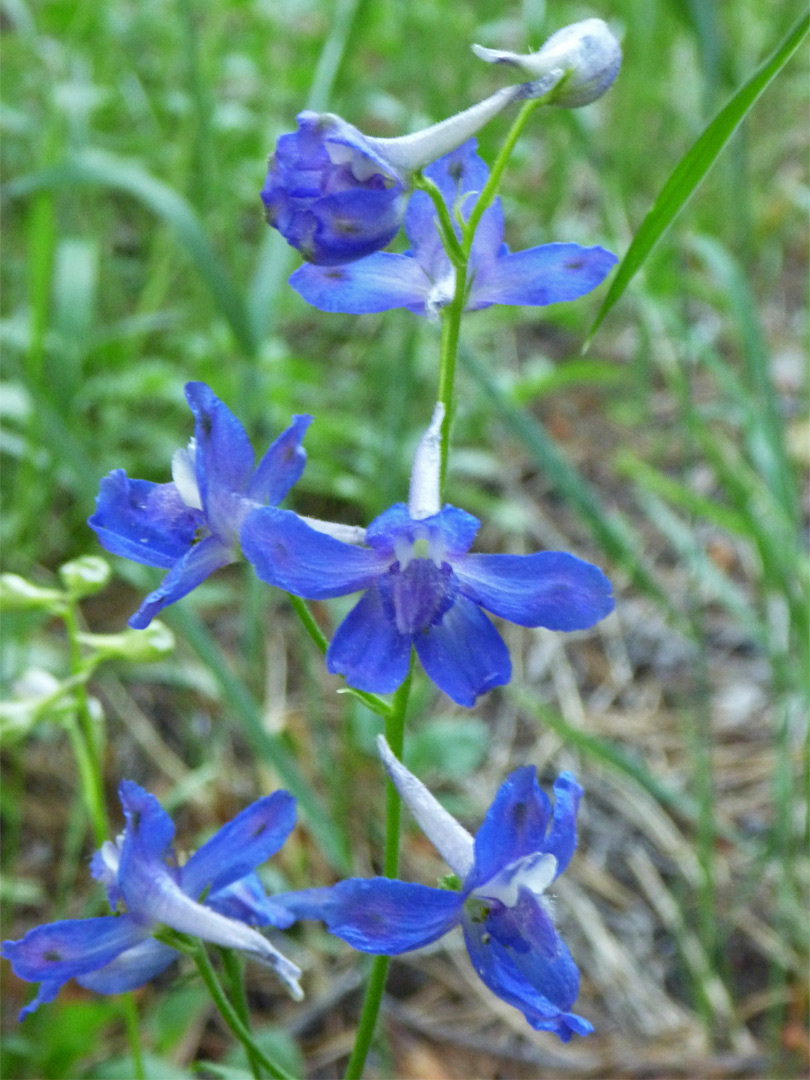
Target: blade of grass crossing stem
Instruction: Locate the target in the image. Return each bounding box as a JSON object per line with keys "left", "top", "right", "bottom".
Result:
{"left": 460, "top": 344, "right": 678, "bottom": 624}
{"left": 165, "top": 605, "right": 350, "bottom": 872}
{"left": 7, "top": 151, "right": 258, "bottom": 359}
{"left": 586, "top": 11, "right": 810, "bottom": 346}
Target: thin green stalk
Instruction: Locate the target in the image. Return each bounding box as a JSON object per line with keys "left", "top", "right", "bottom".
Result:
{"left": 344, "top": 661, "right": 414, "bottom": 1080}
{"left": 121, "top": 992, "right": 146, "bottom": 1080}
{"left": 220, "top": 948, "right": 263, "bottom": 1080}
{"left": 62, "top": 601, "right": 108, "bottom": 844}
{"left": 189, "top": 940, "right": 292, "bottom": 1080}
{"left": 424, "top": 98, "right": 543, "bottom": 491}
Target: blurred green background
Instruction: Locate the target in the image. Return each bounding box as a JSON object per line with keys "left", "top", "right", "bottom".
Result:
{"left": 1, "top": 1, "right": 807, "bottom": 1077}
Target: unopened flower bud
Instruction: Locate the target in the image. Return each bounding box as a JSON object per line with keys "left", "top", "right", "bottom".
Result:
{"left": 472, "top": 18, "right": 621, "bottom": 108}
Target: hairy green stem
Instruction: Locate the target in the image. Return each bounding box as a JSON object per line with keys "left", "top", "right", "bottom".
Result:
{"left": 344, "top": 660, "right": 414, "bottom": 1079}
{"left": 121, "top": 992, "right": 146, "bottom": 1080}
{"left": 220, "top": 947, "right": 263, "bottom": 1080}
{"left": 189, "top": 940, "right": 292, "bottom": 1080}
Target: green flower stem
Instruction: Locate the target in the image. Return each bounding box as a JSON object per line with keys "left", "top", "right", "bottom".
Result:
{"left": 287, "top": 592, "right": 393, "bottom": 718}
{"left": 462, "top": 99, "right": 542, "bottom": 256}
{"left": 220, "top": 947, "right": 263, "bottom": 1080}
{"left": 121, "top": 992, "right": 146, "bottom": 1080}
{"left": 185, "top": 938, "right": 293, "bottom": 1080}
{"left": 61, "top": 601, "right": 108, "bottom": 844}
{"left": 344, "top": 659, "right": 414, "bottom": 1080}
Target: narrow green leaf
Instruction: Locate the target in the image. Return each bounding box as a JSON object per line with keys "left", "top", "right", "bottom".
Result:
{"left": 586, "top": 11, "right": 809, "bottom": 344}
{"left": 7, "top": 150, "right": 257, "bottom": 358}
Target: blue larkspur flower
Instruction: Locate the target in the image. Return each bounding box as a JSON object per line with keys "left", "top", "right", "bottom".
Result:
{"left": 275, "top": 736, "right": 593, "bottom": 1042}
{"left": 241, "top": 405, "right": 613, "bottom": 706}
{"left": 88, "top": 382, "right": 311, "bottom": 629}
{"left": 289, "top": 139, "right": 617, "bottom": 316}
{"left": 1, "top": 781, "right": 302, "bottom": 1019}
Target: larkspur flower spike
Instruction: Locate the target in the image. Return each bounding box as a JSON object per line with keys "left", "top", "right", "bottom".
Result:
{"left": 241, "top": 405, "right": 614, "bottom": 706}
{"left": 1, "top": 781, "right": 302, "bottom": 1018}
{"left": 274, "top": 737, "right": 593, "bottom": 1042}
{"left": 88, "top": 382, "right": 311, "bottom": 629}
{"left": 290, "top": 140, "right": 617, "bottom": 318}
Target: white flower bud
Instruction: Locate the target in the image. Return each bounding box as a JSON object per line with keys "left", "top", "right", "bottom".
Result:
{"left": 472, "top": 18, "right": 622, "bottom": 108}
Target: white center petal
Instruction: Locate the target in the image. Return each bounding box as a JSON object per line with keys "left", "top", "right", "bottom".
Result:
{"left": 425, "top": 270, "right": 457, "bottom": 320}
{"left": 474, "top": 851, "right": 557, "bottom": 908}
{"left": 171, "top": 439, "right": 202, "bottom": 510}
{"left": 96, "top": 837, "right": 123, "bottom": 887}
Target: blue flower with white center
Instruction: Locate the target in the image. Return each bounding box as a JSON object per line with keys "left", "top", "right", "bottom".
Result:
{"left": 241, "top": 405, "right": 613, "bottom": 707}
{"left": 1, "top": 781, "right": 303, "bottom": 1020}
{"left": 88, "top": 382, "right": 312, "bottom": 629}
{"left": 288, "top": 139, "right": 617, "bottom": 317}
{"left": 275, "top": 736, "right": 592, "bottom": 1042}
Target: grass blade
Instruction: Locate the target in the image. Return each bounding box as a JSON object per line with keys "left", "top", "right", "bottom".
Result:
{"left": 7, "top": 150, "right": 258, "bottom": 358}
{"left": 586, "top": 11, "right": 809, "bottom": 345}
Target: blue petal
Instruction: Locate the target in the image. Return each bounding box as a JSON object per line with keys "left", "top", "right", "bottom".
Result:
{"left": 326, "top": 586, "right": 412, "bottom": 693}
{"left": 414, "top": 594, "right": 510, "bottom": 707}
{"left": 290, "top": 254, "right": 429, "bottom": 314}
{"left": 208, "top": 873, "right": 296, "bottom": 929}
{"left": 484, "top": 888, "right": 558, "bottom": 957}
{"left": 544, "top": 772, "right": 583, "bottom": 876}
{"left": 275, "top": 879, "right": 463, "bottom": 953}
{"left": 454, "top": 550, "right": 614, "bottom": 630}
{"left": 181, "top": 791, "right": 296, "bottom": 902}
{"left": 308, "top": 187, "right": 407, "bottom": 265}
{"left": 76, "top": 938, "right": 177, "bottom": 994}
{"left": 128, "top": 535, "right": 234, "bottom": 629}
{"left": 469, "top": 242, "right": 617, "bottom": 310}
{"left": 89, "top": 472, "right": 201, "bottom": 569}
{"left": 1, "top": 914, "right": 145, "bottom": 986}
{"left": 471, "top": 767, "right": 551, "bottom": 888}
{"left": 18, "top": 979, "right": 64, "bottom": 1020}
{"left": 185, "top": 382, "right": 255, "bottom": 507}
{"left": 462, "top": 912, "right": 592, "bottom": 1041}
{"left": 241, "top": 507, "right": 386, "bottom": 599}
{"left": 247, "top": 415, "right": 312, "bottom": 505}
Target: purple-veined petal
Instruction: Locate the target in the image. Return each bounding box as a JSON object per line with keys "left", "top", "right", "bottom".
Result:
{"left": 326, "top": 586, "right": 412, "bottom": 693}
{"left": 208, "top": 873, "right": 296, "bottom": 930}
{"left": 247, "top": 415, "right": 312, "bottom": 505}
{"left": 462, "top": 912, "right": 592, "bottom": 1041}
{"left": 76, "top": 937, "right": 177, "bottom": 994}
{"left": 454, "top": 550, "right": 614, "bottom": 630}
{"left": 468, "top": 242, "right": 617, "bottom": 310}
{"left": 290, "top": 254, "right": 429, "bottom": 314}
{"left": 377, "top": 736, "right": 475, "bottom": 880}
{"left": 89, "top": 473, "right": 201, "bottom": 569}
{"left": 543, "top": 771, "right": 583, "bottom": 875}
{"left": 471, "top": 767, "right": 551, "bottom": 887}
{"left": 275, "top": 879, "right": 463, "bottom": 953}
{"left": 181, "top": 791, "right": 296, "bottom": 902}
{"left": 128, "top": 535, "right": 235, "bottom": 630}
{"left": 1, "top": 915, "right": 145, "bottom": 986}
{"left": 241, "top": 507, "right": 386, "bottom": 599}
{"left": 308, "top": 187, "right": 408, "bottom": 265}
{"left": 185, "top": 382, "right": 255, "bottom": 507}
{"left": 414, "top": 594, "right": 510, "bottom": 707}
{"left": 482, "top": 888, "right": 559, "bottom": 957}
